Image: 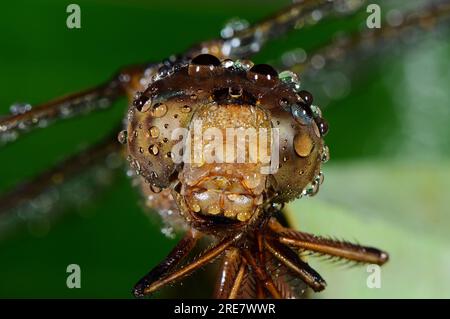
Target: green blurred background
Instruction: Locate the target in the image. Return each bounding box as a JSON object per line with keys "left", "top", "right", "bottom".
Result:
{"left": 0, "top": 0, "right": 449, "bottom": 298}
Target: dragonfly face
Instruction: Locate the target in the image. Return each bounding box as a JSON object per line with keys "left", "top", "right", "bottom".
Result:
{"left": 127, "top": 54, "right": 328, "bottom": 232}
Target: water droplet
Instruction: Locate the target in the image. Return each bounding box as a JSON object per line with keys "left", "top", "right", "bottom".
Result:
{"left": 189, "top": 54, "right": 220, "bottom": 76}
{"left": 237, "top": 211, "right": 251, "bottom": 222}
{"left": 139, "top": 147, "right": 144, "bottom": 154}
{"left": 386, "top": 9, "right": 404, "bottom": 27}
{"left": 208, "top": 205, "right": 221, "bottom": 215}
{"left": 181, "top": 105, "right": 191, "bottom": 113}
{"left": 311, "top": 9, "right": 323, "bottom": 22}
{"left": 149, "top": 126, "right": 160, "bottom": 138}
{"left": 311, "top": 54, "right": 325, "bottom": 69}
{"left": 221, "top": 18, "right": 249, "bottom": 39}
{"left": 294, "top": 133, "right": 314, "bottom": 157}
{"left": 10, "top": 103, "right": 32, "bottom": 115}
{"left": 279, "top": 98, "right": 290, "bottom": 111}
{"left": 117, "top": 130, "right": 128, "bottom": 144}
{"left": 321, "top": 145, "right": 330, "bottom": 163}
{"left": 132, "top": 159, "right": 141, "bottom": 175}
{"left": 191, "top": 54, "right": 221, "bottom": 66}
{"left": 229, "top": 86, "right": 243, "bottom": 98}
{"left": 234, "top": 59, "right": 254, "bottom": 71}
{"left": 302, "top": 182, "right": 319, "bottom": 197}
{"left": 192, "top": 203, "right": 201, "bottom": 213}
{"left": 161, "top": 226, "right": 175, "bottom": 239}
{"left": 281, "top": 48, "right": 307, "bottom": 67}
{"left": 221, "top": 59, "right": 234, "bottom": 68}
{"left": 298, "top": 90, "right": 313, "bottom": 106}
{"left": 243, "top": 173, "right": 260, "bottom": 189}
{"left": 248, "top": 64, "right": 278, "bottom": 81}
{"left": 133, "top": 94, "right": 150, "bottom": 112}
{"left": 150, "top": 184, "right": 162, "bottom": 193}
{"left": 158, "top": 65, "right": 171, "bottom": 78}
{"left": 291, "top": 104, "right": 312, "bottom": 125}
{"left": 151, "top": 103, "right": 167, "bottom": 118}
{"left": 310, "top": 105, "right": 322, "bottom": 118}
{"left": 149, "top": 144, "right": 159, "bottom": 155}
{"left": 315, "top": 171, "right": 325, "bottom": 185}
{"left": 317, "top": 118, "right": 329, "bottom": 136}
{"left": 279, "top": 71, "right": 301, "bottom": 91}
{"left": 224, "top": 210, "right": 237, "bottom": 218}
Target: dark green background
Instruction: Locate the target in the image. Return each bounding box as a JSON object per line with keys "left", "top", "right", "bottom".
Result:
{"left": 0, "top": 0, "right": 449, "bottom": 298}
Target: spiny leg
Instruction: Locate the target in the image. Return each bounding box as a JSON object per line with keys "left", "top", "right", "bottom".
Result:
{"left": 133, "top": 229, "right": 200, "bottom": 298}
{"left": 241, "top": 249, "right": 282, "bottom": 299}
{"left": 134, "top": 234, "right": 238, "bottom": 297}
{"left": 195, "top": 0, "right": 366, "bottom": 60}
{"left": 265, "top": 238, "right": 327, "bottom": 292}
{"left": 269, "top": 219, "right": 389, "bottom": 265}
{"left": 0, "top": 63, "right": 155, "bottom": 148}
{"left": 214, "top": 248, "right": 248, "bottom": 299}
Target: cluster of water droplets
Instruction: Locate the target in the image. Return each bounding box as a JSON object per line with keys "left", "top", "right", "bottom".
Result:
{"left": 0, "top": 153, "right": 122, "bottom": 239}
{"left": 160, "top": 225, "right": 175, "bottom": 239}
{"left": 9, "top": 102, "right": 32, "bottom": 115}
{"left": 278, "top": 69, "right": 329, "bottom": 138}
{"left": 1, "top": 89, "right": 116, "bottom": 147}
{"left": 221, "top": 17, "right": 263, "bottom": 57}
{"left": 153, "top": 55, "right": 189, "bottom": 83}
{"left": 220, "top": 18, "right": 250, "bottom": 39}
{"left": 321, "top": 145, "right": 330, "bottom": 164}
{"left": 0, "top": 102, "right": 34, "bottom": 145}
{"left": 301, "top": 170, "right": 325, "bottom": 197}
{"left": 126, "top": 153, "right": 144, "bottom": 178}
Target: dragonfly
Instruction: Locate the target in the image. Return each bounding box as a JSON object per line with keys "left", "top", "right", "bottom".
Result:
{"left": 0, "top": 0, "right": 449, "bottom": 298}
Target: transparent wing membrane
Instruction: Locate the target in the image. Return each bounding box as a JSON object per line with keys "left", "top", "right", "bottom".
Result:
{"left": 278, "top": 1, "right": 450, "bottom": 106}
{"left": 0, "top": 132, "right": 123, "bottom": 239}
{"left": 0, "top": 64, "right": 154, "bottom": 148}
{"left": 198, "top": 0, "right": 367, "bottom": 59}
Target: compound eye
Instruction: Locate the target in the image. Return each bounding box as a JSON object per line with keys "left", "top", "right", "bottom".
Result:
{"left": 265, "top": 88, "right": 329, "bottom": 202}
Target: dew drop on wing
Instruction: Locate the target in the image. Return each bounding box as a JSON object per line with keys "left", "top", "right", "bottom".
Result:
{"left": 10, "top": 102, "right": 32, "bottom": 115}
